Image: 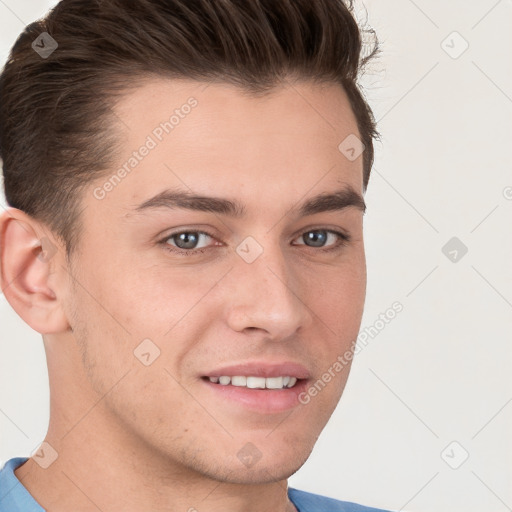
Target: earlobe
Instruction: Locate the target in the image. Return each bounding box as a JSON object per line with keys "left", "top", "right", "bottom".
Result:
{"left": 0, "top": 208, "right": 69, "bottom": 334}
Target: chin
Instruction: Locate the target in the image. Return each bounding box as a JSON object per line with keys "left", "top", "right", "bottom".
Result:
{"left": 169, "top": 438, "right": 314, "bottom": 485}
{"left": 227, "top": 438, "right": 315, "bottom": 483}
{"left": 208, "top": 454, "right": 310, "bottom": 485}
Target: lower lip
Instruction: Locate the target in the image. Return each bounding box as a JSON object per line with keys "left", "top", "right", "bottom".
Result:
{"left": 201, "top": 378, "right": 309, "bottom": 413}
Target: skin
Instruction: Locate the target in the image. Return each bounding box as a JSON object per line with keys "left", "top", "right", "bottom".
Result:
{"left": 0, "top": 77, "right": 367, "bottom": 512}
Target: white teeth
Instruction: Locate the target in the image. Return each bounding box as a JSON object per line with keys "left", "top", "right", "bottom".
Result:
{"left": 266, "top": 376, "right": 284, "bottom": 389}
{"left": 246, "top": 376, "right": 266, "bottom": 389}
{"left": 208, "top": 375, "right": 298, "bottom": 389}
{"left": 231, "top": 376, "right": 247, "bottom": 387}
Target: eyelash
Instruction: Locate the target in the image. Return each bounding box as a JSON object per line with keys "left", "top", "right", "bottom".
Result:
{"left": 158, "top": 228, "right": 351, "bottom": 257}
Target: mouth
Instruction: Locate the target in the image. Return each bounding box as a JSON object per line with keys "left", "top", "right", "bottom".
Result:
{"left": 200, "top": 376, "right": 309, "bottom": 413}
{"left": 201, "top": 375, "right": 300, "bottom": 390}
{"left": 199, "top": 362, "right": 311, "bottom": 413}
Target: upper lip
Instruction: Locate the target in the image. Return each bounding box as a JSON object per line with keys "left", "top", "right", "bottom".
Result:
{"left": 203, "top": 361, "right": 311, "bottom": 379}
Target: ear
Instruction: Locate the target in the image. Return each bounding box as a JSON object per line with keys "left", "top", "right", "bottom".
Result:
{"left": 0, "top": 207, "right": 70, "bottom": 334}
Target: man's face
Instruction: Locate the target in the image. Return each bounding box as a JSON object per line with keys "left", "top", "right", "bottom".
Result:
{"left": 60, "top": 78, "right": 366, "bottom": 483}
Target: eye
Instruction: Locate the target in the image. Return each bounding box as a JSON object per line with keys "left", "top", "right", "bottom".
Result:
{"left": 158, "top": 228, "right": 350, "bottom": 257}
{"left": 293, "top": 229, "right": 350, "bottom": 251}
{"left": 162, "top": 230, "right": 215, "bottom": 254}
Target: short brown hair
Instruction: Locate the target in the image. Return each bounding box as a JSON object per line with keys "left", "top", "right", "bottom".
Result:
{"left": 0, "top": 0, "right": 379, "bottom": 258}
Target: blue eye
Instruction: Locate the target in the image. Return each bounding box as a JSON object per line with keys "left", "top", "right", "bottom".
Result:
{"left": 164, "top": 231, "right": 212, "bottom": 254}
{"left": 167, "top": 231, "right": 212, "bottom": 250}
{"left": 159, "top": 228, "right": 350, "bottom": 256}
{"left": 295, "top": 230, "right": 349, "bottom": 249}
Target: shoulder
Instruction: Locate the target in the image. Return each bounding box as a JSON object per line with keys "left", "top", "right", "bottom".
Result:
{"left": 288, "top": 487, "right": 395, "bottom": 512}
{"left": 0, "top": 457, "right": 44, "bottom": 512}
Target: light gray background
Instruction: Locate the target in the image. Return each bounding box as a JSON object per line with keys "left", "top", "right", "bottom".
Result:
{"left": 1, "top": 1, "right": 511, "bottom": 511}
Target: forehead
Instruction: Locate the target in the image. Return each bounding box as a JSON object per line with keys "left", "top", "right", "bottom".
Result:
{"left": 114, "top": 76, "right": 359, "bottom": 139}
{"left": 92, "top": 77, "right": 363, "bottom": 216}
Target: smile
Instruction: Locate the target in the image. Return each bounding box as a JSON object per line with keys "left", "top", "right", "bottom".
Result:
{"left": 206, "top": 375, "right": 298, "bottom": 389}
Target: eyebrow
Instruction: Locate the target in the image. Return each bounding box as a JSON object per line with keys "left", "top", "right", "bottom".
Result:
{"left": 133, "top": 185, "right": 366, "bottom": 217}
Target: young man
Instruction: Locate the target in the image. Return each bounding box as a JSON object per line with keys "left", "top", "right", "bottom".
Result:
{"left": 0, "top": 0, "right": 391, "bottom": 510}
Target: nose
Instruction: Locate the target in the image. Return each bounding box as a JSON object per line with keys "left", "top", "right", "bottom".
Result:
{"left": 224, "top": 242, "right": 313, "bottom": 341}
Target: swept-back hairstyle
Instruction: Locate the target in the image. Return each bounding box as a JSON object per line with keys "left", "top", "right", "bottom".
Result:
{"left": 0, "top": 0, "right": 379, "bottom": 258}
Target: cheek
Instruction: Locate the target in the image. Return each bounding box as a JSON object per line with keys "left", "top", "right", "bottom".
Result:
{"left": 300, "top": 260, "right": 366, "bottom": 393}
{"left": 305, "top": 258, "right": 366, "bottom": 327}
{"left": 70, "top": 258, "right": 226, "bottom": 391}
{"left": 82, "top": 257, "right": 198, "bottom": 335}
{"left": 113, "top": 255, "right": 231, "bottom": 329}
